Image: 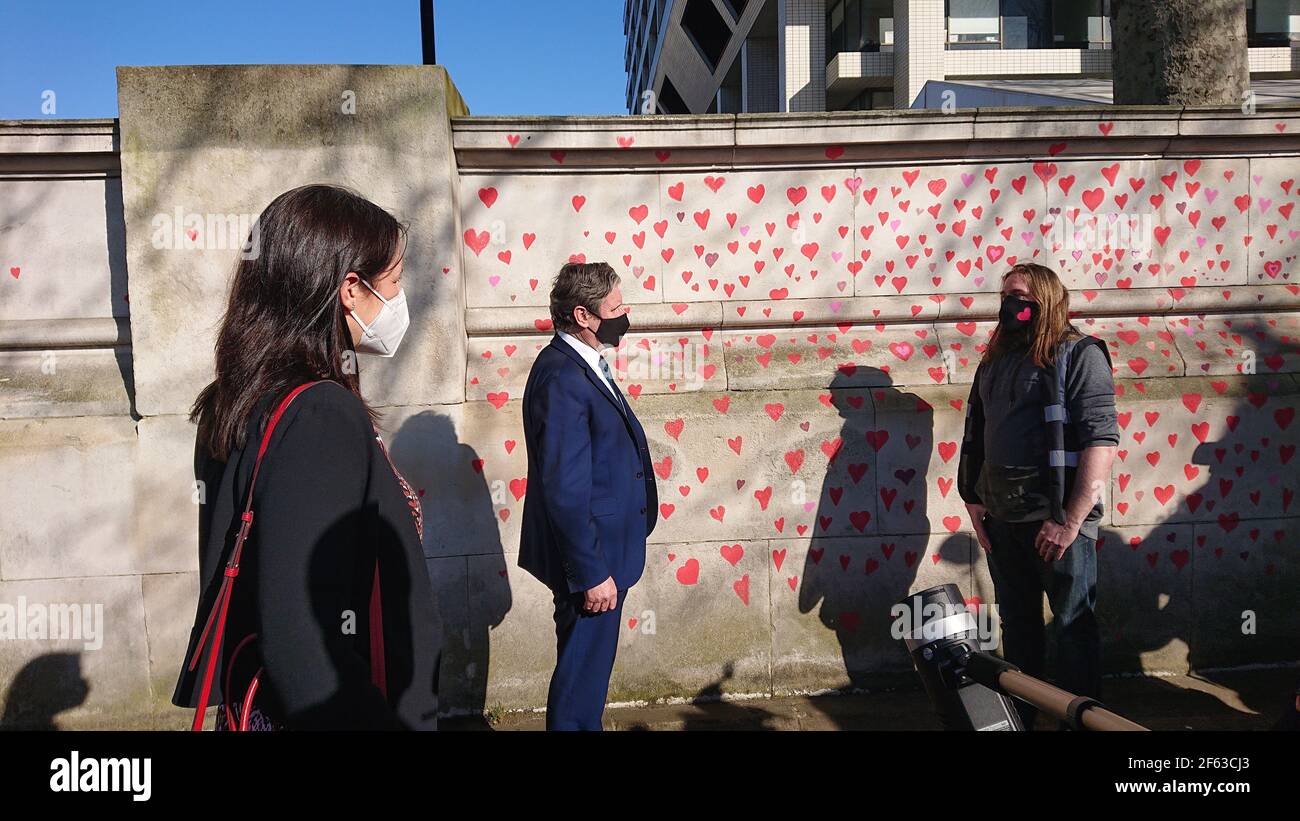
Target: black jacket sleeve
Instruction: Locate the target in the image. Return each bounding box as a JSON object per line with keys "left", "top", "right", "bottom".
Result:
{"left": 252, "top": 384, "right": 405, "bottom": 730}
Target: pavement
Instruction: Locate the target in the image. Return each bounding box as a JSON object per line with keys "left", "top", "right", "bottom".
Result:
{"left": 441, "top": 666, "right": 1300, "bottom": 731}
{"left": 15, "top": 665, "right": 1295, "bottom": 730}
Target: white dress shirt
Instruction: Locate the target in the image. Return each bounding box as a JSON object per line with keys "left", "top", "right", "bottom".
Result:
{"left": 558, "top": 330, "right": 619, "bottom": 400}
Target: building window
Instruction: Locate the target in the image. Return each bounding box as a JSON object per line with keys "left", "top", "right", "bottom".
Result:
{"left": 948, "top": 0, "right": 1001, "bottom": 48}
{"left": 843, "top": 88, "right": 894, "bottom": 110}
{"left": 680, "top": 0, "right": 732, "bottom": 71}
{"left": 946, "top": 0, "right": 1112, "bottom": 50}
{"left": 1001, "top": 0, "right": 1050, "bottom": 48}
{"left": 825, "top": 0, "right": 894, "bottom": 63}
{"left": 1249, "top": 0, "right": 1300, "bottom": 46}
{"left": 1052, "top": 0, "right": 1110, "bottom": 48}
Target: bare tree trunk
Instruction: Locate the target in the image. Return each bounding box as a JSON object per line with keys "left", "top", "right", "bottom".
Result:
{"left": 1111, "top": 0, "right": 1249, "bottom": 105}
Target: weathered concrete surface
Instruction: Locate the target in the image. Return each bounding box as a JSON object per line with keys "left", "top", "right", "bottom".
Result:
{"left": 0, "top": 348, "right": 133, "bottom": 419}
{"left": 116, "top": 65, "right": 467, "bottom": 415}
{"left": 0, "top": 575, "right": 151, "bottom": 728}
{"left": 0, "top": 176, "right": 127, "bottom": 323}
{"left": 0, "top": 416, "right": 138, "bottom": 579}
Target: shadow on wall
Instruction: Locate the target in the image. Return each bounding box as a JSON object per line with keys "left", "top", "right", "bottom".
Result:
{"left": 790, "top": 328, "right": 1298, "bottom": 730}
{"left": 1091, "top": 323, "right": 1300, "bottom": 727}
{"left": 799, "top": 367, "right": 972, "bottom": 696}
{"left": 388, "top": 411, "right": 511, "bottom": 726}
{"left": 105, "top": 178, "right": 136, "bottom": 415}
{"left": 0, "top": 653, "right": 88, "bottom": 731}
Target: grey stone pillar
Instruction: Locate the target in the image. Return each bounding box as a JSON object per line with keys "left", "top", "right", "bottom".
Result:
{"left": 117, "top": 65, "right": 468, "bottom": 415}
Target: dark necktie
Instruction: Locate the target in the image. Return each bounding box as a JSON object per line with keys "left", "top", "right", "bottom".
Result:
{"left": 597, "top": 355, "right": 627, "bottom": 416}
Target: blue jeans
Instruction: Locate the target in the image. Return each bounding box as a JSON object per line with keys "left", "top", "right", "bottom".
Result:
{"left": 984, "top": 516, "right": 1101, "bottom": 729}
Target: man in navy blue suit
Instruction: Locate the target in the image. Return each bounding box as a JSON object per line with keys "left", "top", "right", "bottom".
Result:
{"left": 519, "top": 261, "right": 659, "bottom": 731}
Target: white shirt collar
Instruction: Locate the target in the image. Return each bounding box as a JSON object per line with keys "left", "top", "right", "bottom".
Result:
{"left": 557, "top": 331, "right": 617, "bottom": 395}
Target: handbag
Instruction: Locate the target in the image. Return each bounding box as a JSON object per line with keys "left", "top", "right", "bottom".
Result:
{"left": 183, "top": 380, "right": 388, "bottom": 731}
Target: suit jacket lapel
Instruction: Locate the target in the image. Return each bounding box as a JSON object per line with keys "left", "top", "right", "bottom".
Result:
{"left": 548, "top": 336, "right": 637, "bottom": 438}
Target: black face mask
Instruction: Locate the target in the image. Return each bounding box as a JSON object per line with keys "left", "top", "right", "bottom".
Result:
{"left": 999, "top": 295, "right": 1038, "bottom": 332}
{"left": 593, "top": 310, "right": 630, "bottom": 346}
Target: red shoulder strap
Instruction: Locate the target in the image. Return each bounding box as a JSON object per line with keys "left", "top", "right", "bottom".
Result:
{"left": 186, "top": 381, "right": 326, "bottom": 730}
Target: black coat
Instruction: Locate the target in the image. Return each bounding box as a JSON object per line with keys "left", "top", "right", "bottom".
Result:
{"left": 172, "top": 381, "right": 441, "bottom": 730}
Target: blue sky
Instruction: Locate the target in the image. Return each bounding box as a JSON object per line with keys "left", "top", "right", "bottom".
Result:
{"left": 0, "top": 0, "right": 630, "bottom": 118}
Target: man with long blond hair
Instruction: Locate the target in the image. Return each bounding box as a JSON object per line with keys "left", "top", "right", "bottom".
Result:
{"left": 957, "top": 262, "right": 1118, "bottom": 729}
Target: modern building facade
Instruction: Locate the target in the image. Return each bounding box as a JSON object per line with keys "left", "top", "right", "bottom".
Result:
{"left": 625, "top": 0, "right": 1300, "bottom": 113}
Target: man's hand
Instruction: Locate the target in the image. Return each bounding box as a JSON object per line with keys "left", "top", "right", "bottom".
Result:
{"left": 1035, "top": 519, "right": 1080, "bottom": 561}
{"left": 583, "top": 576, "right": 618, "bottom": 613}
{"left": 966, "top": 502, "right": 993, "bottom": 553}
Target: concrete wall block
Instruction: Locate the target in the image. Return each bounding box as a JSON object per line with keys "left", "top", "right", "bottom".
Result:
{"left": 140, "top": 571, "right": 199, "bottom": 718}
{"left": 637, "top": 388, "right": 879, "bottom": 543}
{"left": 0, "top": 416, "right": 137, "bottom": 580}
{"left": 1189, "top": 516, "right": 1300, "bottom": 669}
{"left": 134, "top": 414, "right": 201, "bottom": 575}
{"left": 1169, "top": 312, "right": 1300, "bottom": 377}
{"left": 459, "top": 172, "right": 663, "bottom": 309}
{"left": 475, "top": 557, "right": 556, "bottom": 710}
{"left": 658, "top": 170, "right": 855, "bottom": 303}
{"left": 0, "top": 347, "right": 133, "bottom": 419}
{"left": 1094, "top": 522, "right": 1196, "bottom": 676}
{"left": 610, "top": 539, "right": 772, "bottom": 703}
{"left": 871, "top": 383, "right": 971, "bottom": 536}
{"left": 1247, "top": 156, "right": 1300, "bottom": 284}
{"left": 1110, "top": 374, "right": 1300, "bottom": 526}
{"left": 0, "top": 575, "right": 150, "bottom": 729}
{"left": 721, "top": 322, "right": 948, "bottom": 390}
{"left": 376, "top": 403, "right": 515, "bottom": 560}
{"left": 719, "top": 293, "right": 942, "bottom": 327}
{"left": 0, "top": 177, "right": 127, "bottom": 322}
{"left": 427, "top": 555, "right": 473, "bottom": 716}
{"left": 466, "top": 335, "right": 550, "bottom": 400}
{"left": 454, "top": 398, "right": 527, "bottom": 556}
{"left": 117, "top": 65, "right": 466, "bottom": 415}
{"left": 1045, "top": 158, "right": 1249, "bottom": 291}
{"left": 932, "top": 318, "right": 995, "bottom": 384}
{"left": 1083, "top": 314, "right": 1186, "bottom": 379}
{"left": 858, "top": 162, "right": 1046, "bottom": 297}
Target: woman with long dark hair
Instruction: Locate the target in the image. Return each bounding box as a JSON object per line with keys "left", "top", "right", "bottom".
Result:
{"left": 173, "top": 184, "right": 441, "bottom": 730}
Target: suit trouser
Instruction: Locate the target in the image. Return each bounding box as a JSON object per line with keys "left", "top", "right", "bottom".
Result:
{"left": 984, "top": 516, "right": 1101, "bottom": 730}
{"left": 546, "top": 587, "right": 626, "bottom": 731}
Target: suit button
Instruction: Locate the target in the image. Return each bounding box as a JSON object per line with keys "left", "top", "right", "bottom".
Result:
{"left": 640, "top": 507, "right": 647, "bottom": 515}
{"left": 636, "top": 472, "right": 643, "bottom": 479}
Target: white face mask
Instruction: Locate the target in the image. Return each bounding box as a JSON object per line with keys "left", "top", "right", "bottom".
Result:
{"left": 351, "top": 278, "right": 410, "bottom": 357}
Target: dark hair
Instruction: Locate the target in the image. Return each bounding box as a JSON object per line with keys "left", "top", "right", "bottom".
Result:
{"left": 549, "top": 261, "right": 620, "bottom": 334}
{"left": 191, "top": 184, "right": 407, "bottom": 460}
